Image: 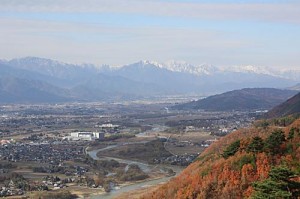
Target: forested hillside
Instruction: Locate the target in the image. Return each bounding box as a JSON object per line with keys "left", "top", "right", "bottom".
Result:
{"left": 143, "top": 119, "right": 300, "bottom": 199}
{"left": 266, "top": 92, "right": 300, "bottom": 118}
{"left": 174, "top": 88, "right": 297, "bottom": 111}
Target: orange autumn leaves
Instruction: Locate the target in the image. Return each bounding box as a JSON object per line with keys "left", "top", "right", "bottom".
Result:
{"left": 143, "top": 119, "right": 300, "bottom": 199}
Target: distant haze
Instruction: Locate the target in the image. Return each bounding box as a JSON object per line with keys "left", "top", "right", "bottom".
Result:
{"left": 0, "top": 0, "right": 300, "bottom": 69}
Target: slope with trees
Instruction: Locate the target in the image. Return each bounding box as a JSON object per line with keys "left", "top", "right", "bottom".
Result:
{"left": 143, "top": 119, "right": 300, "bottom": 199}
{"left": 266, "top": 92, "right": 300, "bottom": 118}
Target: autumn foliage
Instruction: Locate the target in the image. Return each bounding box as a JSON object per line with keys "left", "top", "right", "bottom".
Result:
{"left": 142, "top": 119, "right": 300, "bottom": 199}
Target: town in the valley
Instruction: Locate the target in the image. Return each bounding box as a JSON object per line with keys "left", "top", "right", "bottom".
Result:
{"left": 0, "top": 101, "right": 260, "bottom": 198}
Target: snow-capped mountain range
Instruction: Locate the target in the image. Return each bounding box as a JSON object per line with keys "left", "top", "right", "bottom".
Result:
{"left": 162, "top": 60, "right": 217, "bottom": 76}
{"left": 103, "top": 59, "right": 300, "bottom": 80}
{"left": 2, "top": 57, "right": 299, "bottom": 80}
{"left": 153, "top": 60, "right": 300, "bottom": 80}
{"left": 0, "top": 56, "right": 299, "bottom": 103}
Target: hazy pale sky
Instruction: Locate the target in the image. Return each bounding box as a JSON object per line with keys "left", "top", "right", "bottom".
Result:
{"left": 0, "top": 0, "right": 300, "bottom": 69}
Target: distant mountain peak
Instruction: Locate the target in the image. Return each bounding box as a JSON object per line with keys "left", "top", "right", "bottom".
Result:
{"left": 115, "top": 59, "right": 300, "bottom": 79}
{"left": 161, "top": 60, "right": 217, "bottom": 75}
{"left": 223, "top": 65, "right": 276, "bottom": 76}
{"left": 0, "top": 56, "right": 298, "bottom": 103}
{"left": 128, "top": 60, "right": 218, "bottom": 75}
{"left": 138, "top": 60, "right": 163, "bottom": 68}
{"left": 9, "top": 56, "right": 74, "bottom": 68}
{"left": 6, "top": 57, "right": 100, "bottom": 79}
{"left": 0, "top": 59, "right": 7, "bottom": 64}
{"left": 10, "top": 56, "right": 101, "bottom": 69}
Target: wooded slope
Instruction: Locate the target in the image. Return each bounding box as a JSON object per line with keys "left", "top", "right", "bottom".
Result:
{"left": 143, "top": 119, "right": 300, "bottom": 199}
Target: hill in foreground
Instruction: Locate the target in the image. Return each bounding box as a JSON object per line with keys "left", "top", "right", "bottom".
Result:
{"left": 174, "top": 88, "right": 298, "bottom": 111}
{"left": 142, "top": 119, "right": 300, "bottom": 199}
{"left": 266, "top": 92, "right": 300, "bottom": 119}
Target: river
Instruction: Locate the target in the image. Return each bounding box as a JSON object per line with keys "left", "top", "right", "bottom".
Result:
{"left": 86, "top": 143, "right": 183, "bottom": 199}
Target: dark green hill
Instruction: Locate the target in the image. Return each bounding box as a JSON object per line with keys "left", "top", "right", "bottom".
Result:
{"left": 265, "top": 92, "right": 300, "bottom": 118}
{"left": 174, "top": 88, "right": 297, "bottom": 111}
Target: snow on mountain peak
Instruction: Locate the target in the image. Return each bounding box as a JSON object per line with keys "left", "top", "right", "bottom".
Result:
{"left": 6, "top": 57, "right": 298, "bottom": 81}
{"left": 140, "top": 60, "right": 164, "bottom": 68}
{"left": 163, "top": 60, "right": 217, "bottom": 75}
{"left": 223, "top": 65, "right": 275, "bottom": 76}
{"left": 125, "top": 59, "right": 219, "bottom": 75}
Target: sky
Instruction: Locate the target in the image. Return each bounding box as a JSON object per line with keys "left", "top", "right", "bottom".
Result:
{"left": 0, "top": 0, "right": 300, "bottom": 69}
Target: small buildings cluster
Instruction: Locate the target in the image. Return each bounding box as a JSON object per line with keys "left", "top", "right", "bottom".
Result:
{"left": 96, "top": 123, "right": 120, "bottom": 133}
{"left": 0, "top": 186, "right": 24, "bottom": 197}
{"left": 0, "top": 142, "right": 85, "bottom": 164}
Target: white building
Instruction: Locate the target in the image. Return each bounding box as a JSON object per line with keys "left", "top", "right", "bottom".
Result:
{"left": 67, "top": 132, "right": 104, "bottom": 141}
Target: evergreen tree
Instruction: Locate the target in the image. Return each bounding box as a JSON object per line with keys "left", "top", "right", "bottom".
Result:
{"left": 264, "top": 130, "right": 285, "bottom": 155}
{"left": 222, "top": 140, "right": 240, "bottom": 159}
{"left": 247, "top": 136, "right": 264, "bottom": 153}
{"left": 252, "top": 166, "right": 300, "bottom": 199}
{"left": 288, "top": 128, "right": 295, "bottom": 140}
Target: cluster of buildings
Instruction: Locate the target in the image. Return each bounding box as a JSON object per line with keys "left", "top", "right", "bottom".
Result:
{"left": 0, "top": 183, "right": 24, "bottom": 197}
{"left": 0, "top": 141, "right": 84, "bottom": 164}
{"left": 95, "top": 123, "right": 120, "bottom": 134}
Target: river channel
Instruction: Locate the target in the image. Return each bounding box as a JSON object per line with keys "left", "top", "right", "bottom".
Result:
{"left": 86, "top": 143, "right": 183, "bottom": 199}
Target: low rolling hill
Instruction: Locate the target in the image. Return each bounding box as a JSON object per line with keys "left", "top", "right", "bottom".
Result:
{"left": 0, "top": 76, "right": 71, "bottom": 103}
{"left": 174, "top": 88, "right": 298, "bottom": 111}
{"left": 265, "top": 92, "right": 300, "bottom": 118}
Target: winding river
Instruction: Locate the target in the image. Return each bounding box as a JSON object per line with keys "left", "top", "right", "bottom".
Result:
{"left": 86, "top": 143, "right": 183, "bottom": 199}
